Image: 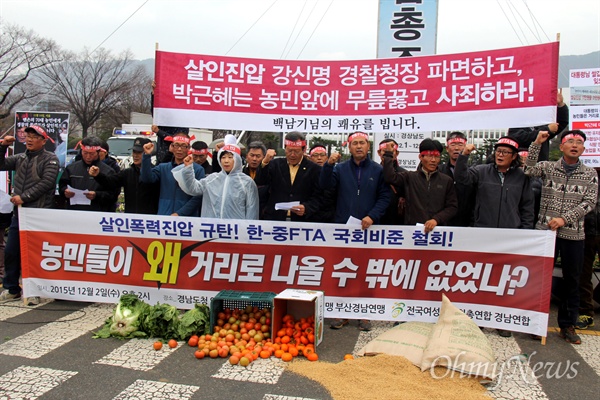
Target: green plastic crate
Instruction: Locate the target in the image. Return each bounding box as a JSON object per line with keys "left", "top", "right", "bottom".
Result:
{"left": 210, "top": 290, "right": 276, "bottom": 332}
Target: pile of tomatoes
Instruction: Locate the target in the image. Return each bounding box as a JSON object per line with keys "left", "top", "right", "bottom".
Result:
{"left": 271, "top": 313, "right": 318, "bottom": 362}
{"left": 178, "top": 306, "right": 319, "bottom": 366}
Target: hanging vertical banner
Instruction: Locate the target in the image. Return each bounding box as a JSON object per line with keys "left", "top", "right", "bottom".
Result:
{"left": 14, "top": 111, "right": 70, "bottom": 168}
{"left": 569, "top": 68, "right": 600, "bottom": 166}
{"left": 377, "top": 0, "right": 439, "bottom": 58}
{"left": 376, "top": 0, "right": 437, "bottom": 168}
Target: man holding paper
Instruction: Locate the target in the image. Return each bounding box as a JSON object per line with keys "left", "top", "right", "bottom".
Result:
{"left": 0, "top": 126, "right": 59, "bottom": 305}
{"left": 255, "top": 131, "right": 321, "bottom": 222}
{"left": 59, "top": 136, "right": 119, "bottom": 212}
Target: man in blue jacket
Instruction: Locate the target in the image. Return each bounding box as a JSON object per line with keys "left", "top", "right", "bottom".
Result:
{"left": 140, "top": 132, "right": 204, "bottom": 216}
{"left": 320, "top": 131, "right": 392, "bottom": 331}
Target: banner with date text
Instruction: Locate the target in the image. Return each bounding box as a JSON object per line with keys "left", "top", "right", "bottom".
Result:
{"left": 20, "top": 208, "right": 556, "bottom": 336}
{"left": 153, "top": 42, "right": 559, "bottom": 133}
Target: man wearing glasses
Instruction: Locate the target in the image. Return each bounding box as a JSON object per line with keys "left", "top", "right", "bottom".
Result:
{"left": 140, "top": 132, "right": 204, "bottom": 216}
{"left": 381, "top": 138, "right": 457, "bottom": 233}
{"left": 525, "top": 130, "right": 598, "bottom": 345}
{"left": 0, "top": 126, "right": 59, "bottom": 305}
{"left": 454, "top": 136, "right": 535, "bottom": 338}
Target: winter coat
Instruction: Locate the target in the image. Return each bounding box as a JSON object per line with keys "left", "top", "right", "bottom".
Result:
{"left": 525, "top": 142, "right": 598, "bottom": 240}
{"left": 173, "top": 149, "right": 259, "bottom": 220}
{"left": 382, "top": 154, "right": 458, "bottom": 226}
{"left": 0, "top": 146, "right": 59, "bottom": 210}
{"left": 255, "top": 156, "right": 322, "bottom": 222}
{"left": 140, "top": 154, "right": 204, "bottom": 216}
{"left": 59, "top": 159, "right": 119, "bottom": 212}
{"left": 94, "top": 164, "right": 160, "bottom": 214}
{"left": 320, "top": 156, "right": 391, "bottom": 224}
{"left": 438, "top": 159, "right": 475, "bottom": 227}
{"left": 454, "top": 154, "right": 534, "bottom": 229}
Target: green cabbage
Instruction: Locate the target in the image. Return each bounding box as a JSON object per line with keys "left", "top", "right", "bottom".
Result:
{"left": 93, "top": 294, "right": 150, "bottom": 339}
{"left": 176, "top": 304, "right": 210, "bottom": 340}
{"left": 93, "top": 294, "right": 210, "bottom": 340}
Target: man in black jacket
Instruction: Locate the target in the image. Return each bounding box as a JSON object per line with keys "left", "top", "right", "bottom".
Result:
{"left": 89, "top": 137, "right": 160, "bottom": 214}
{"left": 578, "top": 167, "right": 600, "bottom": 330}
{"left": 59, "top": 136, "right": 119, "bottom": 212}
{"left": 255, "top": 132, "right": 321, "bottom": 222}
{"left": 438, "top": 132, "right": 474, "bottom": 227}
{"left": 242, "top": 141, "right": 269, "bottom": 218}
{"left": 0, "top": 126, "right": 59, "bottom": 305}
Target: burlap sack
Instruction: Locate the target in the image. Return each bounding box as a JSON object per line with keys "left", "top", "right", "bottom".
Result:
{"left": 420, "top": 294, "right": 496, "bottom": 381}
{"left": 357, "top": 322, "right": 433, "bottom": 367}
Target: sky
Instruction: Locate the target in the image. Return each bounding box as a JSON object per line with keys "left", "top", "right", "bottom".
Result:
{"left": 1, "top": 0, "right": 599, "bottom": 61}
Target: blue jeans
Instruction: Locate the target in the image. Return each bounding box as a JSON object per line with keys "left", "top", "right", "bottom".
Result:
{"left": 2, "top": 216, "right": 21, "bottom": 295}
{"left": 556, "top": 237, "right": 584, "bottom": 328}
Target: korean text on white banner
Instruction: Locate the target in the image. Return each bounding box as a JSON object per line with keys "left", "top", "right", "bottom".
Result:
{"left": 153, "top": 42, "right": 559, "bottom": 134}
{"left": 20, "top": 208, "right": 556, "bottom": 337}
{"left": 570, "top": 68, "right": 600, "bottom": 166}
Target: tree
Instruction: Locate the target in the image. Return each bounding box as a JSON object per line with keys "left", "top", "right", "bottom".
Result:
{"left": 471, "top": 138, "right": 497, "bottom": 165}
{"left": 39, "top": 47, "right": 149, "bottom": 138}
{"left": 96, "top": 69, "right": 153, "bottom": 135}
{"left": 0, "top": 22, "right": 61, "bottom": 121}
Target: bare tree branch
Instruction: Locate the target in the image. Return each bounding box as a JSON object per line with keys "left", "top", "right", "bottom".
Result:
{"left": 39, "top": 47, "right": 151, "bottom": 137}
{"left": 0, "top": 22, "right": 61, "bottom": 121}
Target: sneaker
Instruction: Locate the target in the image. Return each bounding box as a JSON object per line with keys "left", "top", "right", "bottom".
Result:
{"left": 0, "top": 290, "right": 21, "bottom": 303}
{"left": 330, "top": 318, "right": 349, "bottom": 329}
{"left": 358, "top": 319, "right": 372, "bottom": 331}
{"left": 575, "top": 315, "right": 594, "bottom": 330}
{"left": 25, "top": 296, "right": 40, "bottom": 306}
{"left": 497, "top": 329, "right": 512, "bottom": 338}
{"left": 559, "top": 326, "right": 582, "bottom": 344}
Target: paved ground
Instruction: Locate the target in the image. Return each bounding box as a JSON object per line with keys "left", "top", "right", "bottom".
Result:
{"left": 0, "top": 298, "right": 599, "bottom": 400}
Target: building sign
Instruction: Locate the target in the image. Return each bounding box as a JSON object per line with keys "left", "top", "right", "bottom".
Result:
{"left": 377, "top": 0, "right": 438, "bottom": 58}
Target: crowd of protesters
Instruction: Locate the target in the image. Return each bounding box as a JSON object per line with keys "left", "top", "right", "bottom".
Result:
{"left": 1, "top": 112, "right": 599, "bottom": 344}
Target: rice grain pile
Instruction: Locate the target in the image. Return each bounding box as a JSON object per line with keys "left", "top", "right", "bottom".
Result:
{"left": 286, "top": 354, "right": 489, "bottom": 400}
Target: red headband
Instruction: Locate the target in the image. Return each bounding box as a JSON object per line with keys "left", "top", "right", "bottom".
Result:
{"left": 518, "top": 151, "right": 529, "bottom": 158}
{"left": 165, "top": 135, "right": 191, "bottom": 144}
{"left": 221, "top": 144, "right": 241, "bottom": 155}
{"left": 447, "top": 137, "right": 467, "bottom": 144}
{"left": 496, "top": 138, "right": 519, "bottom": 149}
{"left": 349, "top": 132, "right": 369, "bottom": 142}
{"left": 81, "top": 145, "right": 101, "bottom": 151}
{"left": 25, "top": 125, "right": 55, "bottom": 144}
{"left": 189, "top": 148, "right": 209, "bottom": 155}
{"left": 309, "top": 146, "right": 327, "bottom": 155}
{"left": 379, "top": 142, "right": 398, "bottom": 151}
{"left": 285, "top": 139, "right": 306, "bottom": 147}
{"left": 420, "top": 150, "right": 441, "bottom": 157}
{"left": 561, "top": 133, "right": 585, "bottom": 144}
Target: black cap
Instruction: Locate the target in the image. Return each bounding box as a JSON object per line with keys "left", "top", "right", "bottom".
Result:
{"left": 132, "top": 137, "right": 151, "bottom": 152}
